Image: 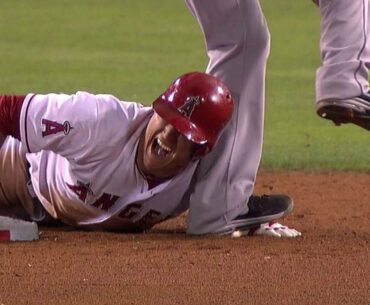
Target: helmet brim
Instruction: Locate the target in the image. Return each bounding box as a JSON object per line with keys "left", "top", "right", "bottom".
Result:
{"left": 153, "top": 97, "right": 209, "bottom": 145}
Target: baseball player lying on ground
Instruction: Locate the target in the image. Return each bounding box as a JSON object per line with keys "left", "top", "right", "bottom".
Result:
{"left": 0, "top": 72, "right": 300, "bottom": 238}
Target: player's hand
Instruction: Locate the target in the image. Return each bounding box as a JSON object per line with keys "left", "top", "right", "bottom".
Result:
{"left": 231, "top": 222, "right": 302, "bottom": 238}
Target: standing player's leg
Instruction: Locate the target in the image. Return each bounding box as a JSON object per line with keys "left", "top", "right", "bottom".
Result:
{"left": 184, "top": 0, "right": 291, "bottom": 235}
{"left": 315, "top": 0, "right": 370, "bottom": 130}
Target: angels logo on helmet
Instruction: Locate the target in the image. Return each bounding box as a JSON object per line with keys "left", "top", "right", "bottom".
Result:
{"left": 178, "top": 96, "right": 202, "bottom": 119}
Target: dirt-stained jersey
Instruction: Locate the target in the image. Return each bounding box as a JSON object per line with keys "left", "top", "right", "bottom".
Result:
{"left": 19, "top": 92, "right": 198, "bottom": 231}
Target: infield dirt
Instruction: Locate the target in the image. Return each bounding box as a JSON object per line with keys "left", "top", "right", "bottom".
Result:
{"left": 1, "top": 171, "right": 369, "bottom": 305}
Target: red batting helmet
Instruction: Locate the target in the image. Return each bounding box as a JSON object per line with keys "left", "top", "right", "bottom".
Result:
{"left": 152, "top": 72, "right": 234, "bottom": 156}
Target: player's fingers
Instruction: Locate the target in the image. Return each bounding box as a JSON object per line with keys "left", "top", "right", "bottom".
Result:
{"left": 256, "top": 226, "right": 281, "bottom": 238}
{"left": 269, "top": 222, "right": 302, "bottom": 238}
{"left": 279, "top": 227, "right": 301, "bottom": 238}
{"left": 290, "top": 228, "right": 302, "bottom": 237}
{"left": 278, "top": 228, "right": 295, "bottom": 238}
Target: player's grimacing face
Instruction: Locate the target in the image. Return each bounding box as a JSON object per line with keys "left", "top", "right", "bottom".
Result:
{"left": 137, "top": 113, "right": 197, "bottom": 179}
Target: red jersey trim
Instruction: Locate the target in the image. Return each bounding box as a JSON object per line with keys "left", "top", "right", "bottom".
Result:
{"left": 0, "top": 95, "right": 26, "bottom": 140}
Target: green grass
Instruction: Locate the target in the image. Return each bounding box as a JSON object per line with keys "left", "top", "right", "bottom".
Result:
{"left": 0, "top": 0, "right": 368, "bottom": 171}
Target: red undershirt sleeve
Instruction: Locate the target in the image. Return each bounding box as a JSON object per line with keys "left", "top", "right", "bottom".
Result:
{"left": 0, "top": 95, "right": 25, "bottom": 140}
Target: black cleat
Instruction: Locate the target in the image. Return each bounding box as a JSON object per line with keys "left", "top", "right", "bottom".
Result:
{"left": 215, "top": 194, "right": 293, "bottom": 235}
{"left": 316, "top": 94, "right": 370, "bottom": 131}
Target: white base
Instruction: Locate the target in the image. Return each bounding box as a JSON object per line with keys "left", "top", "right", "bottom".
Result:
{"left": 0, "top": 216, "right": 39, "bottom": 241}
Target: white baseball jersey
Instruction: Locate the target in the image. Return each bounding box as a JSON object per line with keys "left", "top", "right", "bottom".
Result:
{"left": 19, "top": 92, "right": 198, "bottom": 231}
